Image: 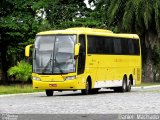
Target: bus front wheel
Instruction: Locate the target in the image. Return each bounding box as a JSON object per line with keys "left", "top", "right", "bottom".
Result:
{"left": 81, "top": 80, "right": 91, "bottom": 95}
{"left": 91, "top": 88, "right": 100, "bottom": 94}
{"left": 45, "top": 90, "right": 54, "bottom": 96}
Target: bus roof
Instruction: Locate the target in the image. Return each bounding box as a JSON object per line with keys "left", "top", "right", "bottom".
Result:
{"left": 37, "top": 27, "right": 139, "bottom": 39}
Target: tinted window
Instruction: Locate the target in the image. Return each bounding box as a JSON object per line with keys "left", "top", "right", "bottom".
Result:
{"left": 88, "top": 36, "right": 97, "bottom": 54}
{"left": 121, "top": 38, "right": 129, "bottom": 55}
{"left": 133, "top": 40, "right": 140, "bottom": 55}
{"left": 104, "top": 37, "right": 114, "bottom": 54}
{"left": 114, "top": 38, "right": 122, "bottom": 54}
{"left": 88, "top": 36, "right": 114, "bottom": 54}
{"left": 87, "top": 35, "right": 140, "bottom": 55}
{"left": 78, "top": 35, "right": 86, "bottom": 74}
{"left": 128, "top": 39, "right": 135, "bottom": 54}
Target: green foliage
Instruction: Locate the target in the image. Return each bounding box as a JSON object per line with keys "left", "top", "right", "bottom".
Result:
{"left": 0, "top": 0, "right": 43, "bottom": 83}
{"left": 51, "top": 17, "right": 102, "bottom": 29}
{"left": 1, "top": 0, "right": 160, "bottom": 83}
{"left": 43, "top": 0, "right": 94, "bottom": 29}
{"left": 8, "top": 61, "right": 32, "bottom": 82}
{"left": 94, "top": 0, "right": 160, "bottom": 34}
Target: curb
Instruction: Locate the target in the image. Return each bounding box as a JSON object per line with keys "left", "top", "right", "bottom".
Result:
{"left": 132, "top": 85, "right": 160, "bottom": 90}
{"left": 0, "top": 92, "right": 44, "bottom": 97}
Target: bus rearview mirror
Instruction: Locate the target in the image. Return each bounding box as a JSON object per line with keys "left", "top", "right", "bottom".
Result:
{"left": 74, "top": 43, "right": 80, "bottom": 56}
{"left": 25, "top": 44, "right": 33, "bottom": 57}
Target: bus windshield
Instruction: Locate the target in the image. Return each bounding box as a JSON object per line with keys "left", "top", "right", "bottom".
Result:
{"left": 33, "top": 35, "right": 76, "bottom": 74}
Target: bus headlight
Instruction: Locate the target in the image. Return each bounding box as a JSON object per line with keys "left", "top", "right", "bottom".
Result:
{"left": 32, "top": 76, "right": 41, "bottom": 81}
{"left": 65, "top": 76, "right": 76, "bottom": 80}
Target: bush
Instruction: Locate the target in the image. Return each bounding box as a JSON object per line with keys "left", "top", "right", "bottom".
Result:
{"left": 8, "top": 61, "right": 32, "bottom": 83}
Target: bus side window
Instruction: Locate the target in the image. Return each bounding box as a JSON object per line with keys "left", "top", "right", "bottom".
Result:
{"left": 128, "top": 39, "right": 135, "bottom": 54}
{"left": 121, "top": 38, "right": 129, "bottom": 55}
{"left": 133, "top": 39, "right": 140, "bottom": 55}
{"left": 88, "top": 36, "right": 96, "bottom": 54}
{"left": 114, "top": 38, "right": 122, "bottom": 54}
{"left": 78, "top": 35, "right": 86, "bottom": 75}
{"left": 104, "top": 37, "right": 114, "bottom": 54}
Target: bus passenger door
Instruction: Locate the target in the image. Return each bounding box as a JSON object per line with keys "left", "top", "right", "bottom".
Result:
{"left": 76, "top": 34, "right": 87, "bottom": 88}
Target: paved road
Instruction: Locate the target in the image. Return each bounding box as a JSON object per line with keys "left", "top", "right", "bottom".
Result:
{"left": 0, "top": 88, "right": 160, "bottom": 115}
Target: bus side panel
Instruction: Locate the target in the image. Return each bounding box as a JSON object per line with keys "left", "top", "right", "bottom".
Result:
{"left": 85, "top": 54, "right": 99, "bottom": 88}
{"left": 85, "top": 54, "right": 141, "bottom": 88}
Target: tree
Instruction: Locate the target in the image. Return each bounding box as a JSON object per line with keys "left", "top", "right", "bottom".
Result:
{"left": 1, "top": 0, "right": 159, "bottom": 83}
{"left": 0, "top": 0, "right": 42, "bottom": 84}
{"left": 93, "top": 0, "right": 160, "bottom": 82}
{"left": 43, "top": 0, "right": 92, "bottom": 29}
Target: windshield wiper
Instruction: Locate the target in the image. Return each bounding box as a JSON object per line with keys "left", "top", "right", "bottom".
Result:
{"left": 42, "top": 56, "right": 53, "bottom": 74}
{"left": 54, "top": 59, "right": 67, "bottom": 74}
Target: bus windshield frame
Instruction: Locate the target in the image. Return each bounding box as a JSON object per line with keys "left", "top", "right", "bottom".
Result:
{"left": 33, "top": 34, "right": 77, "bottom": 74}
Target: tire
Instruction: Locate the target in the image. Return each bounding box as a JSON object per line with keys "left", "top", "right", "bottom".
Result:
{"left": 81, "top": 80, "right": 90, "bottom": 95}
{"left": 121, "top": 76, "right": 127, "bottom": 92}
{"left": 113, "top": 87, "right": 121, "bottom": 92}
{"left": 46, "top": 90, "right": 53, "bottom": 96}
{"left": 113, "top": 76, "right": 127, "bottom": 92}
{"left": 91, "top": 88, "right": 99, "bottom": 94}
{"left": 126, "top": 80, "right": 131, "bottom": 92}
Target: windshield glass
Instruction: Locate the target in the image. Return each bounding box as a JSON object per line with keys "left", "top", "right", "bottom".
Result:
{"left": 33, "top": 35, "right": 76, "bottom": 74}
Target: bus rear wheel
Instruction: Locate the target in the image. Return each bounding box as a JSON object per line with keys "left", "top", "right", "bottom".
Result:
{"left": 45, "top": 90, "right": 54, "bottom": 96}
{"left": 114, "top": 76, "right": 127, "bottom": 92}
{"left": 81, "top": 80, "right": 91, "bottom": 95}
{"left": 120, "top": 76, "right": 127, "bottom": 92}
{"left": 126, "top": 80, "right": 131, "bottom": 92}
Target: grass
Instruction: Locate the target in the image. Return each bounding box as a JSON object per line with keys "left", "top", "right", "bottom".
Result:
{"left": 0, "top": 84, "right": 43, "bottom": 95}
{"left": 140, "top": 82, "right": 160, "bottom": 86}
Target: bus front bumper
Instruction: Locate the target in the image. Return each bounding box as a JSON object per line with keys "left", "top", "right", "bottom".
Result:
{"left": 33, "top": 80, "right": 85, "bottom": 90}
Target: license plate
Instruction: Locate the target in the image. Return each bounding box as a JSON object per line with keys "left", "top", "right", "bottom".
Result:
{"left": 49, "top": 84, "right": 57, "bottom": 87}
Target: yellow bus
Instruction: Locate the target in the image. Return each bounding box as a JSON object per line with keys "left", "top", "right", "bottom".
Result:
{"left": 25, "top": 27, "right": 141, "bottom": 96}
